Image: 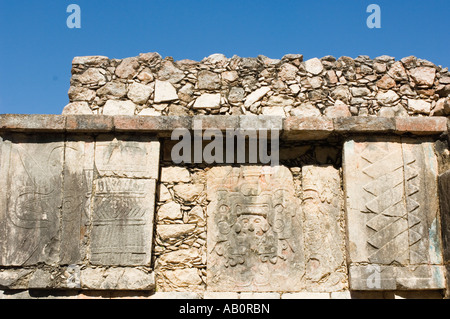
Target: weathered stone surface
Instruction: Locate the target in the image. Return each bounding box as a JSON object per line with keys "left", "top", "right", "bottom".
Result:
{"left": 304, "top": 58, "right": 324, "bottom": 75}
{"left": 75, "top": 68, "right": 106, "bottom": 86}
{"left": 60, "top": 136, "right": 94, "bottom": 264}
{"left": 377, "top": 74, "right": 396, "bottom": 90}
{"left": 157, "top": 224, "right": 196, "bottom": 241}
{"left": 387, "top": 61, "right": 408, "bottom": 82}
{"left": 68, "top": 87, "right": 97, "bottom": 102}
{"left": 157, "top": 60, "right": 185, "bottom": 84}
{"left": 207, "top": 166, "right": 305, "bottom": 292}
{"left": 0, "top": 134, "right": 63, "bottom": 266}
{"left": 410, "top": 67, "right": 436, "bottom": 88}
{"left": 160, "top": 166, "right": 190, "bottom": 183}
{"left": 89, "top": 135, "right": 159, "bottom": 266}
{"left": 91, "top": 177, "right": 156, "bottom": 266}
{"left": 94, "top": 135, "right": 160, "bottom": 179}
{"left": 97, "top": 81, "right": 127, "bottom": 99}
{"left": 282, "top": 117, "right": 333, "bottom": 140}
{"left": 197, "top": 70, "right": 221, "bottom": 90}
{"left": 244, "top": 87, "right": 270, "bottom": 108}
{"left": 290, "top": 103, "right": 321, "bottom": 117}
{"left": 173, "top": 184, "right": 204, "bottom": 202}
{"left": 302, "top": 166, "right": 346, "bottom": 292}
{"left": 395, "top": 117, "right": 447, "bottom": 135}
{"left": 439, "top": 170, "right": 450, "bottom": 262}
{"left": 164, "top": 268, "right": 202, "bottom": 287}
{"left": 62, "top": 102, "right": 93, "bottom": 115}
{"left": 73, "top": 55, "right": 109, "bottom": 66}
{"left": 376, "top": 90, "right": 400, "bottom": 105}
{"left": 278, "top": 63, "right": 298, "bottom": 81}
{"left": 344, "top": 138, "right": 444, "bottom": 290}
{"left": 193, "top": 93, "right": 221, "bottom": 109}
{"left": 103, "top": 100, "right": 136, "bottom": 115}
{"left": 115, "top": 57, "right": 140, "bottom": 79}
{"left": 154, "top": 80, "right": 179, "bottom": 103}
{"left": 80, "top": 268, "right": 155, "bottom": 290}
{"left": 158, "top": 201, "right": 182, "bottom": 221}
{"left": 324, "top": 100, "right": 351, "bottom": 117}
{"left": 127, "top": 82, "right": 154, "bottom": 104}
{"left": 408, "top": 99, "right": 431, "bottom": 114}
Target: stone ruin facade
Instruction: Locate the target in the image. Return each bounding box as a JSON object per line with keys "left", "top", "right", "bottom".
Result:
{"left": 0, "top": 52, "right": 449, "bottom": 299}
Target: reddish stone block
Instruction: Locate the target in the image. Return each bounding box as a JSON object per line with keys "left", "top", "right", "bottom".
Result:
{"left": 65, "top": 115, "right": 113, "bottom": 132}
{"left": 283, "top": 117, "right": 334, "bottom": 140}
{"left": 395, "top": 117, "right": 447, "bottom": 135}
{"left": 0, "top": 114, "right": 65, "bottom": 132}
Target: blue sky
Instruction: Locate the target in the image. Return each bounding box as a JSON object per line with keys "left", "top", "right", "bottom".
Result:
{"left": 0, "top": 0, "right": 449, "bottom": 114}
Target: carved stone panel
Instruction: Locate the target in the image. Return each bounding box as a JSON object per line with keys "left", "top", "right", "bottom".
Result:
{"left": 90, "top": 135, "right": 159, "bottom": 266}
{"left": 207, "top": 166, "right": 305, "bottom": 292}
{"left": 0, "top": 134, "right": 64, "bottom": 266}
{"left": 302, "top": 166, "right": 347, "bottom": 292}
{"left": 95, "top": 134, "right": 160, "bottom": 179}
{"left": 344, "top": 138, "right": 445, "bottom": 290}
{"left": 60, "top": 136, "right": 94, "bottom": 265}
{"left": 90, "top": 177, "right": 156, "bottom": 266}
{"left": 439, "top": 170, "right": 450, "bottom": 263}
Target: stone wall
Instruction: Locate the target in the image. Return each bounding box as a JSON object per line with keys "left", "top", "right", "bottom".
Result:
{"left": 0, "top": 114, "right": 449, "bottom": 299}
{"left": 1, "top": 51, "right": 450, "bottom": 300}
{"left": 64, "top": 53, "right": 450, "bottom": 118}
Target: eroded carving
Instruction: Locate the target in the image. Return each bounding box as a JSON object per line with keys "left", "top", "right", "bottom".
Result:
{"left": 0, "top": 134, "right": 63, "bottom": 266}
{"left": 90, "top": 177, "right": 156, "bottom": 266}
{"left": 207, "top": 166, "right": 304, "bottom": 292}
{"left": 344, "top": 138, "right": 445, "bottom": 290}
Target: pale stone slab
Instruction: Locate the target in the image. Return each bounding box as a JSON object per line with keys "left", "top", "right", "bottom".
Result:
{"left": 302, "top": 166, "right": 346, "bottom": 292}
{"left": 344, "top": 138, "right": 444, "bottom": 290}
{"left": 239, "top": 292, "right": 281, "bottom": 299}
{"left": 203, "top": 291, "right": 239, "bottom": 299}
{"left": 154, "top": 80, "right": 179, "bottom": 103}
{"left": 90, "top": 177, "right": 156, "bottom": 266}
{"left": 80, "top": 268, "right": 155, "bottom": 290}
{"left": 439, "top": 170, "right": 450, "bottom": 262}
{"left": 0, "top": 134, "right": 64, "bottom": 266}
{"left": 95, "top": 134, "right": 160, "bottom": 179}
{"left": 207, "top": 165, "right": 305, "bottom": 292}
{"left": 60, "top": 136, "right": 94, "bottom": 265}
{"left": 281, "top": 292, "right": 330, "bottom": 299}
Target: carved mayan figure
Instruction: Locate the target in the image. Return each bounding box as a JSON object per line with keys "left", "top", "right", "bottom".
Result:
{"left": 207, "top": 166, "right": 305, "bottom": 291}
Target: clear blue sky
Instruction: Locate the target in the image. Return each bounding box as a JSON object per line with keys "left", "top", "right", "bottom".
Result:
{"left": 0, "top": 0, "right": 449, "bottom": 114}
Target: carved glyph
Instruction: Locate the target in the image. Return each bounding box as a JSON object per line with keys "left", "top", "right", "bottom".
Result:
{"left": 207, "top": 166, "right": 305, "bottom": 292}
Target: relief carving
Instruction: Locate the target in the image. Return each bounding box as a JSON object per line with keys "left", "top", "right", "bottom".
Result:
{"left": 344, "top": 138, "right": 445, "bottom": 290}
{"left": 0, "top": 134, "right": 63, "bottom": 266}
{"left": 90, "top": 177, "right": 156, "bottom": 266}
{"left": 207, "top": 166, "right": 305, "bottom": 292}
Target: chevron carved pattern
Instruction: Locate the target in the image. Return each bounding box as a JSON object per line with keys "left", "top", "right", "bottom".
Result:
{"left": 360, "top": 144, "right": 409, "bottom": 264}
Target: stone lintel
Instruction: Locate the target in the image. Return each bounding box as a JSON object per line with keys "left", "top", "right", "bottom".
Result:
{"left": 0, "top": 114, "right": 447, "bottom": 138}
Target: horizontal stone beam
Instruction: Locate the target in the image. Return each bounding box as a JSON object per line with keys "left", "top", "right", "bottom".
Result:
{"left": 0, "top": 114, "right": 448, "bottom": 138}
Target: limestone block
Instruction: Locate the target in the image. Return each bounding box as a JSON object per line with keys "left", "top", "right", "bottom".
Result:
{"left": 439, "top": 170, "right": 450, "bottom": 262}
{"left": 90, "top": 177, "right": 156, "bottom": 266}
{"left": 0, "top": 134, "right": 64, "bottom": 266}
{"left": 343, "top": 138, "right": 445, "bottom": 290}
{"left": 60, "top": 136, "right": 94, "bottom": 265}
{"left": 94, "top": 134, "right": 160, "bottom": 179}
{"left": 154, "top": 80, "right": 179, "bottom": 103}
{"left": 80, "top": 267, "right": 155, "bottom": 290}
{"left": 207, "top": 165, "right": 305, "bottom": 292}
{"left": 302, "top": 166, "right": 346, "bottom": 292}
